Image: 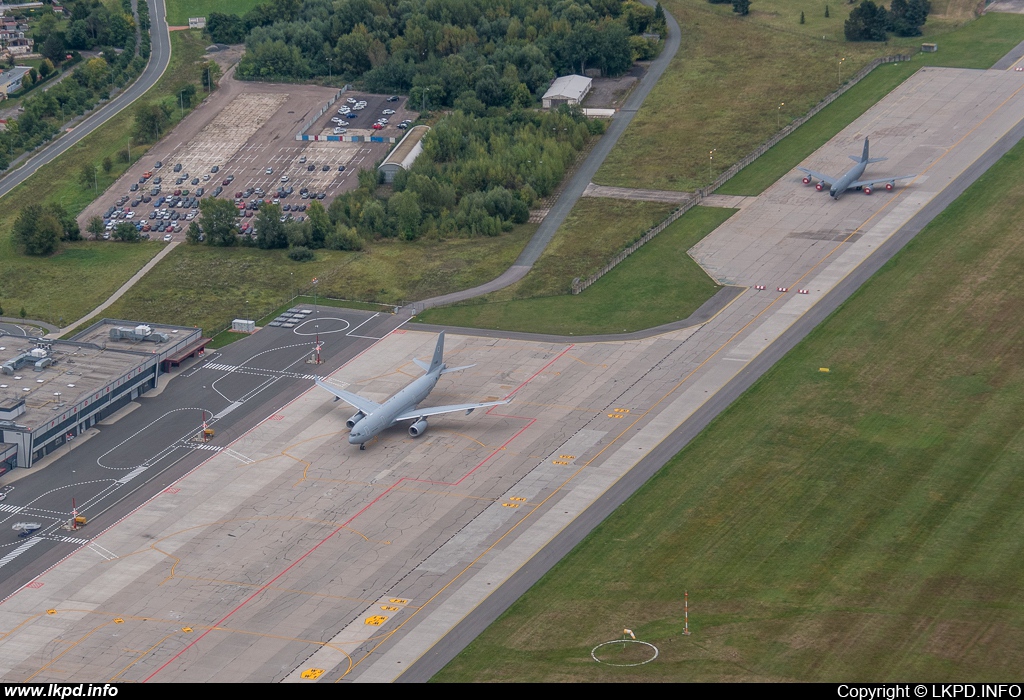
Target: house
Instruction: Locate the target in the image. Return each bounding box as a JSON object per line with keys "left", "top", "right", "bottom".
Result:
{"left": 541, "top": 75, "right": 592, "bottom": 109}
{"left": 0, "top": 65, "right": 31, "bottom": 98}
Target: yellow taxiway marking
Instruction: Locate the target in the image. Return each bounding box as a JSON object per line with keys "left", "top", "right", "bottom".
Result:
{"left": 301, "top": 668, "right": 325, "bottom": 679}
{"left": 364, "top": 615, "right": 388, "bottom": 626}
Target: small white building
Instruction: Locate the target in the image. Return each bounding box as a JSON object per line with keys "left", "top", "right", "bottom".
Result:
{"left": 378, "top": 125, "right": 430, "bottom": 183}
{"left": 542, "top": 75, "right": 592, "bottom": 109}
{"left": 188, "top": 16, "right": 206, "bottom": 29}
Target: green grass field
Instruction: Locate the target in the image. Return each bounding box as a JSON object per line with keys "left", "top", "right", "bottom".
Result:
{"left": 595, "top": 2, "right": 1022, "bottom": 192}
{"left": 432, "top": 93, "right": 1024, "bottom": 685}
{"left": 164, "top": 0, "right": 263, "bottom": 26}
{"left": 99, "top": 223, "right": 536, "bottom": 335}
{"left": 416, "top": 205, "right": 731, "bottom": 335}
{"left": 0, "top": 30, "right": 210, "bottom": 326}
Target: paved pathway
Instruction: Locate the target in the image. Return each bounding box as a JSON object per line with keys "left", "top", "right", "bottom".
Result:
{"left": 45, "top": 242, "right": 179, "bottom": 339}
{"left": 403, "top": 0, "right": 683, "bottom": 314}
{"left": 582, "top": 182, "right": 692, "bottom": 203}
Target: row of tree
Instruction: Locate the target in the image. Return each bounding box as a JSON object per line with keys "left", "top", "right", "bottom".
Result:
{"left": 845, "top": 0, "right": 931, "bottom": 41}
{"left": 207, "top": 0, "right": 665, "bottom": 107}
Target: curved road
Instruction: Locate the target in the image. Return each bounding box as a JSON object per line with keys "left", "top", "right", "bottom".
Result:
{"left": 0, "top": 0, "right": 170, "bottom": 201}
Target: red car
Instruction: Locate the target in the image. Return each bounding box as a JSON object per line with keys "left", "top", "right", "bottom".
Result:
{"left": 372, "top": 123, "right": 384, "bottom": 130}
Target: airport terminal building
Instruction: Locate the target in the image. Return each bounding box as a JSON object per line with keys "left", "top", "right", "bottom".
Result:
{"left": 0, "top": 319, "right": 208, "bottom": 472}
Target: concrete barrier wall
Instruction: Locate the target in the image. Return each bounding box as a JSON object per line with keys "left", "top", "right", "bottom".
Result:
{"left": 570, "top": 54, "right": 912, "bottom": 295}
{"left": 295, "top": 86, "right": 347, "bottom": 140}
{"left": 297, "top": 134, "right": 397, "bottom": 143}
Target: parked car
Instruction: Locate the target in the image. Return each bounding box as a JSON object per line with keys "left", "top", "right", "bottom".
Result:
{"left": 211, "top": 165, "right": 220, "bottom": 173}
{"left": 173, "top": 163, "right": 182, "bottom": 172}
{"left": 338, "top": 165, "right": 346, "bottom": 171}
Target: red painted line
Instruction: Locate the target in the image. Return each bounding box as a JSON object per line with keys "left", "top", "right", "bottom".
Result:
{"left": 144, "top": 339, "right": 573, "bottom": 681}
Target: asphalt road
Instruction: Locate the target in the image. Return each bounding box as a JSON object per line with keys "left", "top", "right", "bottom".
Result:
{"left": 0, "top": 309, "right": 406, "bottom": 598}
{"left": 0, "top": 0, "right": 171, "bottom": 201}
{"left": 395, "top": 87, "right": 1024, "bottom": 683}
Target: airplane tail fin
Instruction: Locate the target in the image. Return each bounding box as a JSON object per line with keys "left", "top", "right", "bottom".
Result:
{"left": 861, "top": 137, "right": 887, "bottom": 164}
{"left": 429, "top": 331, "right": 445, "bottom": 374}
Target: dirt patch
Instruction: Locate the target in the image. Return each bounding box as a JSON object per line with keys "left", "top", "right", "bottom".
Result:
{"left": 583, "top": 63, "right": 648, "bottom": 109}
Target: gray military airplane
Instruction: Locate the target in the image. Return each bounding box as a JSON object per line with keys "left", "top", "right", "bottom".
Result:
{"left": 315, "top": 331, "right": 510, "bottom": 449}
{"left": 798, "top": 138, "right": 916, "bottom": 199}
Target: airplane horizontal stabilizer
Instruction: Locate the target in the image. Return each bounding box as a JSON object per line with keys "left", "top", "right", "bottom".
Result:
{"left": 412, "top": 358, "right": 431, "bottom": 372}
{"left": 441, "top": 363, "right": 476, "bottom": 374}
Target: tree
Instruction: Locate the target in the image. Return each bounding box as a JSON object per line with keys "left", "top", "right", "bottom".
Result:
{"left": 39, "top": 59, "right": 54, "bottom": 80}
{"left": 825, "top": 4, "right": 831, "bottom": 17}
{"left": 198, "top": 197, "right": 239, "bottom": 246}
{"left": 305, "top": 200, "right": 331, "bottom": 249}
{"left": 47, "top": 202, "right": 80, "bottom": 241}
{"left": 889, "top": 0, "right": 930, "bottom": 36}
{"left": 113, "top": 221, "right": 141, "bottom": 242}
{"left": 132, "top": 103, "right": 167, "bottom": 143}
{"left": 845, "top": 0, "right": 889, "bottom": 40}
{"left": 800, "top": 11, "right": 805, "bottom": 23}
{"left": 732, "top": 0, "right": 751, "bottom": 15}
{"left": 12, "top": 205, "right": 62, "bottom": 255}
{"left": 87, "top": 216, "right": 105, "bottom": 240}
{"left": 102, "top": 156, "right": 113, "bottom": 173}
{"left": 186, "top": 221, "right": 202, "bottom": 244}
{"left": 79, "top": 162, "right": 97, "bottom": 189}
{"left": 19, "top": 307, "right": 26, "bottom": 319}
{"left": 325, "top": 224, "right": 363, "bottom": 251}
{"left": 41, "top": 33, "right": 67, "bottom": 65}
{"left": 255, "top": 203, "right": 287, "bottom": 249}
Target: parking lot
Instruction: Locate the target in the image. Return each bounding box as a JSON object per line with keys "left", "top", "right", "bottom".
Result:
{"left": 77, "top": 80, "right": 418, "bottom": 243}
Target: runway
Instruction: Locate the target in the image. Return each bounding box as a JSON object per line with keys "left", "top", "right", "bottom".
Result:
{"left": 1, "top": 67, "right": 1023, "bottom": 682}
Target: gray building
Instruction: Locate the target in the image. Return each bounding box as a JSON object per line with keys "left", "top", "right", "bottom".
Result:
{"left": 378, "top": 125, "right": 430, "bottom": 183}
{"left": 542, "top": 74, "right": 592, "bottom": 109}
{"left": 0, "top": 319, "right": 208, "bottom": 472}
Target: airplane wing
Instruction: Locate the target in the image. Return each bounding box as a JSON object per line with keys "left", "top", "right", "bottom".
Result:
{"left": 849, "top": 174, "right": 917, "bottom": 189}
{"left": 797, "top": 167, "right": 833, "bottom": 184}
{"left": 315, "top": 378, "right": 382, "bottom": 414}
{"left": 394, "top": 398, "right": 511, "bottom": 422}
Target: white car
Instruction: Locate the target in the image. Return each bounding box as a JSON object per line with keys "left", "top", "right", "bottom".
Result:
{"left": 346, "top": 97, "right": 356, "bottom": 104}
{"left": 333, "top": 127, "right": 347, "bottom": 134}
{"left": 163, "top": 233, "right": 173, "bottom": 242}
{"left": 280, "top": 175, "right": 289, "bottom": 182}
{"left": 299, "top": 156, "right": 307, "bottom": 163}
{"left": 382, "top": 109, "right": 396, "bottom": 115}
{"left": 125, "top": 211, "right": 135, "bottom": 219}
{"left": 202, "top": 174, "right": 211, "bottom": 181}
{"left": 352, "top": 104, "right": 365, "bottom": 110}
{"left": 265, "top": 167, "right": 273, "bottom": 174}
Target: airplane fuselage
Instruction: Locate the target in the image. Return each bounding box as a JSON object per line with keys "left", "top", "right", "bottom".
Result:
{"left": 348, "top": 370, "right": 441, "bottom": 445}
{"left": 829, "top": 161, "right": 867, "bottom": 199}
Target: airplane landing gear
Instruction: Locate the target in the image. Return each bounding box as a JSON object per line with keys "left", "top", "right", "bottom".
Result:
{"left": 359, "top": 444, "right": 365, "bottom": 451}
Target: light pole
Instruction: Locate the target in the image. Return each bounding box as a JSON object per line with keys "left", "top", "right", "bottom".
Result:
{"left": 179, "top": 88, "right": 186, "bottom": 120}
{"left": 127, "top": 137, "right": 131, "bottom": 163}
{"left": 708, "top": 148, "right": 717, "bottom": 186}
{"left": 838, "top": 57, "right": 845, "bottom": 84}
{"left": 777, "top": 101, "right": 784, "bottom": 130}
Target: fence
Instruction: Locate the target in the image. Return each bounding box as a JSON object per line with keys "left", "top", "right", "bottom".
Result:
{"left": 570, "top": 54, "right": 911, "bottom": 295}
{"left": 295, "top": 86, "right": 348, "bottom": 140}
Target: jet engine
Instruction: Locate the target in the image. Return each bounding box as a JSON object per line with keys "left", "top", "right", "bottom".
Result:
{"left": 408, "top": 418, "right": 428, "bottom": 437}
{"left": 863, "top": 186, "right": 873, "bottom": 195}
{"left": 346, "top": 411, "right": 366, "bottom": 429}
{"left": 815, "top": 183, "right": 824, "bottom": 191}
{"left": 802, "top": 176, "right": 811, "bottom": 184}
{"left": 885, "top": 181, "right": 894, "bottom": 191}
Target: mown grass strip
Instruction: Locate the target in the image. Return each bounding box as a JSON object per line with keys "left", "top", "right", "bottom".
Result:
{"left": 416, "top": 205, "right": 731, "bottom": 335}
